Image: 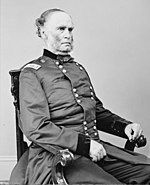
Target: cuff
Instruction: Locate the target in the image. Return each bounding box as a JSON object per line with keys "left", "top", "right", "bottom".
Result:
{"left": 76, "top": 133, "right": 90, "bottom": 157}
{"left": 112, "top": 119, "right": 132, "bottom": 138}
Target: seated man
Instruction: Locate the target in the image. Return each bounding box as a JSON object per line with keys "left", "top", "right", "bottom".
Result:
{"left": 19, "top": 8, "right": 150, "bottom": 184}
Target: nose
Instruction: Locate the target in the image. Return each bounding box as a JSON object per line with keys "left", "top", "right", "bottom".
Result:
{"left": 64, "top": 29, "right": 71, "bottom": 39}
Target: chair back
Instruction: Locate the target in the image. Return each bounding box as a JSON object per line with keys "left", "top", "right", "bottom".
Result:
{"left": 9, "top": 69, "right": 28, "bottom": 161}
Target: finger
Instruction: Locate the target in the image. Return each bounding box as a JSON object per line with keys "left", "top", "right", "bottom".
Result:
{"left": 103, "top": 148, "right": 107, "bottom": 156}
{"left": 132, "top": 124, "right": 142, "bottom": 140}
{"left": 90, "top": 155, "right": 97, "bottom": 161}
{"left": 133, "top": 126, "right": 141, "bottom": 140}
{"left": 99, "top": 149, "right": 105, "bottom": 159}
{"left": 99, "top": 153, "right": 104, "bottom": 160}
{"left": 125, "top": 125, "right": 133, "bottom": 141}
{"left": 137, "top": 130, "right": 143, "bottom": 139}
{"left": 91, "top": 155, "right": 97, "bottom": 162}
{"left": 133, "top": 130, "right": 138, "bottom": 140}
{"left": 98, "top": 149, "right": 106, "bottom": 160}
{"left": 126, "top": 130, "right": 133, "bottom": 141}
{"left": 97, "top": 153, "right": 101, "bottom": 161}
{"left": 99, "top": 151, "right": 105, "bottom": 159}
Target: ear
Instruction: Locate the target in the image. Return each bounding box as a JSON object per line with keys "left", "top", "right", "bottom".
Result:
{"left": 41, "top": 29, "right": 47, "bottom": 39}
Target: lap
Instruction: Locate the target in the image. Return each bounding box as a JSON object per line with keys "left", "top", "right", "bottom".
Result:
{"left": 64, "top": 156, "right": 121, "bottom": 184}
{"left": 64, "top": 155, "right": 150, "bottom": 184}
{"left": 100, "top": 156, "right": 150, "bottom": 184}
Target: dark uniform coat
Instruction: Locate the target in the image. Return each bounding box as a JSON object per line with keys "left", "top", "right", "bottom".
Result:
{"left": 19, "top": 49, "right": 150, "bottom": 184}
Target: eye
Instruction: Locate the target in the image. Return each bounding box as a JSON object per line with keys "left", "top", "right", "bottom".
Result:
{"left": 58, "top": 26, "right": 66, "bottom": 31}
{"left": 68, "top": 27, "right": 74, "bottom": 32}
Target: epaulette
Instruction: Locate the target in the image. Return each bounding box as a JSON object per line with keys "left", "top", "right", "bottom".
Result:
{"left": 22, "top": 63, "right": 41, "bottom": 70}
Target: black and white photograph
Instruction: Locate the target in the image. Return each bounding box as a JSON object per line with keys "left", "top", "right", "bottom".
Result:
{"left": 0, "top": 0, "right": 150, "bottom": 184}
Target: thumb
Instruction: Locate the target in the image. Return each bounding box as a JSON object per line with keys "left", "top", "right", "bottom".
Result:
{"left": 125, "top": 125, "right": 133, "bottom": 141}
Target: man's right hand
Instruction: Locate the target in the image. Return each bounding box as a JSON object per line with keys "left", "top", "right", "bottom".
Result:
{"left": 89, "top": 140, "right": 107, "bottom": 162}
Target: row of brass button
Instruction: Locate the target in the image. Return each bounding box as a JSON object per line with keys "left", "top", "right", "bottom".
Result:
{"left": 54, "top": 60, "right": 98, "bottom": 137}
{"left": 83, "top": 120, "right": 98, "bottom": 136}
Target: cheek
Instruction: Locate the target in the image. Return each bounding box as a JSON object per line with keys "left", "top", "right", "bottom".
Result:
{"left": 48, "top": 31, "right": 61, "bottom": 44}
{"left": 55, "top": 34, "right": 62, "bottom": 43}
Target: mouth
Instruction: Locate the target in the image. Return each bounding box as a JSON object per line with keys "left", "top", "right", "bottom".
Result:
{"left": 62, "top": 42, "right": 71, "bottom": 45}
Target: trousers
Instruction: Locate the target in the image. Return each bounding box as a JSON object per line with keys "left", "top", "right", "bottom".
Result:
{"left": 64, "top": 155, "right": 150, "bottom": 184}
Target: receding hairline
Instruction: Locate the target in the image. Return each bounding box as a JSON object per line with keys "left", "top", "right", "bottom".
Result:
{"left": 41, "top": 8, "right": 71, "bottom": 22}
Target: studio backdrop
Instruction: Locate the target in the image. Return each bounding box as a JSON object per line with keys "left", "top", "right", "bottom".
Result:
{"left": 1, "top": 0, "right": 150, "bottom": 180}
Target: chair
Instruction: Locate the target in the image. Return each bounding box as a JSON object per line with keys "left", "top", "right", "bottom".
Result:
{"left": 9, "top": 69, "right": 147, "bottom": 185}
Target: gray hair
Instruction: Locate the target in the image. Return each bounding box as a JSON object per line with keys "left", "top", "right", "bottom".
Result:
{"left": 35, "top": 8, "right": 65, "bottom": 38}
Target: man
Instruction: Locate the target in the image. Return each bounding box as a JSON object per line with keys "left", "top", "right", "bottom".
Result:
{"left": 19, "top": 8, "right": 150, "bottom": 184}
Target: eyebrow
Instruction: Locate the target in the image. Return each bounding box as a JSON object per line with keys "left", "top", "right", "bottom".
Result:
{"left": 56, "top": 25, "right": 74, "bottom": 29}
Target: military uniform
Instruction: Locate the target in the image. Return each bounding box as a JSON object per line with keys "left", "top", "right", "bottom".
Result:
{"left": 19, "top": 49, "right": 150, "bottom": 184}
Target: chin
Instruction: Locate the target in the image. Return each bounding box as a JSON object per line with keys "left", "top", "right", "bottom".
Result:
{"left": 60, "top": 51, "right": 70, "bottom": 55}
{"left": 60, "top": 49, "right": 72, "bottom": 54}
{"left": 62, "top": 45, "right": 73, "bottom": 51}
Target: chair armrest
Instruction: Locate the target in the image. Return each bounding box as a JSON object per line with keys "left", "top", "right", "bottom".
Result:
{"left": 52, "top": 149, "right": 74, "bottom": 185}
{"left": 98, "top": 130, "right": 147, "bottom": 151}
{"left": 124, "top": 134, "right": 147, "bottom": 151}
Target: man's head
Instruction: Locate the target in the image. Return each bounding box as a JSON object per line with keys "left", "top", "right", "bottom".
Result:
{"left": 35, "top": 8, "right": 74, "bottom": 55}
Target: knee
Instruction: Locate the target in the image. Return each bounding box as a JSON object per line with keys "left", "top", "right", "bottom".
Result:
{"left": 141, "top": 164, "right": 150, "bottom": 183}
{"left": 143, "top": 165, "right": 150, "bottom": 177}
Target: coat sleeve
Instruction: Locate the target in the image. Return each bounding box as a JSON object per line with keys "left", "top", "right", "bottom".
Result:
{"left": 19, "top": 68, "right": 90, "bottom": 156}
{"left": 95, "top": 96, "right": 132, "bottom": 138}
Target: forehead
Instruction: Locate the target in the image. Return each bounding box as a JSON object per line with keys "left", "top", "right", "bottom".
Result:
{"left": 46, "top": 12, "right": 74, "bottom": 28}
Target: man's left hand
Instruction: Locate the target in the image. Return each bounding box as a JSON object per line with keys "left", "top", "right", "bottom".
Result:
{"left": 125, "top": 123, "right": 143, "bottom": 141}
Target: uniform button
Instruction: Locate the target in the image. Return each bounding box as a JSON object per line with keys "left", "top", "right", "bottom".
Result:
{"left": 90, "top": 86, "right": 93, "bottom": 90}
{"left": 64, "top": 57, "right": 69, "bottom": 62}
{"left": 94, "top": 132, "right": 98, "bottom": 136}
{"left": 93, "top": 126, "right": 96, "bottom": 129}
{"left": 91, "top": 97, "right": 94, "bottom": 100}
{"left": 77, "top": 99, "right": 81, "bottom": 103}
{"left": 59, "top": 65, "right": 63, "bottom": 69}
{"left": 76, "top": 62, "right": 79, "bottom": 66}
{"left": 84, "top": 127, "right": 87, "bottom": 130}
{"left": 73, "top": 88, "right": 77, "bottom": 92}
{"left": 79, "top": 66, "right": 83, "bottom": 70}
{"left": 83, "top": 121, "right": 87, "bottom": 125}
{"left": 40, "top": 59, "right": 45, "bottom": 63}
{"left": 56, "top": 61, "right": 59, "bottom": 65}
{"left": 90, "top": 92, "right": 94, "bottom": 96}
{"left": 94, "top": 120, "right": 97, "bottom": 123}
{"left": 85, "top": 133, "right": 89, "bottom": 136}
{"left": 75, "top": 93, "right": 79, "bottom": 97}
{"left": 62, "top": 69, "right": 67, "bottom": 73}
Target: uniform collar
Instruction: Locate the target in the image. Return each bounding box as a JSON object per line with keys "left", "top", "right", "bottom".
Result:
{"left": 43, "top": 49, "right": 73, "bottom": 63}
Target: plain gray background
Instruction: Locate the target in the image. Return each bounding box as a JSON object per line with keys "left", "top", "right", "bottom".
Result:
{"left": 0, "top": 0, "right": 150, "bottom": 178}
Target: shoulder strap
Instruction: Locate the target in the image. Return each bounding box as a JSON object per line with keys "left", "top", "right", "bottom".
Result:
{"left": 22, "top": 63, "right": 41, "bottom": 70}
